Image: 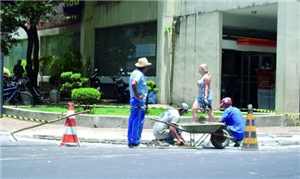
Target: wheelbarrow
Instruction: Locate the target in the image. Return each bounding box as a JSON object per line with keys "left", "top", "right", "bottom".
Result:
{"left": 150, "top": 118, "right": 232, "bottom": 149}
{"left": 179, "top": 122, "right": 232, "bottom": 149}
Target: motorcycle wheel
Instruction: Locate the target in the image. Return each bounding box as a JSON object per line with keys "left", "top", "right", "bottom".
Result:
{"left": 31, "top": 87, "right": 44, "bottom": 103}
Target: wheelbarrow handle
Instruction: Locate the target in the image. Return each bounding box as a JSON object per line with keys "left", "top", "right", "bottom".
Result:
{"left": 149, "top": 118, "right": 188, "bottom": 132}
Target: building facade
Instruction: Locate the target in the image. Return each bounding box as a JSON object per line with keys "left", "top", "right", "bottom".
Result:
{"left": 35, "top": 1, "right": 299, "bottom": 114}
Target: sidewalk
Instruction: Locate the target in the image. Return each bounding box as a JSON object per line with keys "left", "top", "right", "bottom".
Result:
{"left": 1, "top": 117, "right": 300, "bottom": 147}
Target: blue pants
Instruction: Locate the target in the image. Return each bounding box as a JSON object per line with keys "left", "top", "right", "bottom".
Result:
{"left": 226, "top": 126, "right": 244, "bottom": 141}
{"left": 196, "top": 96, "right": 213, "bottom": 113}
{"left": 127, "top": 97, "right": 146, "bottom": 145}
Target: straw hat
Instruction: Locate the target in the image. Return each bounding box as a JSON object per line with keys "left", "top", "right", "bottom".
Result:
{"left": 135, "top": 57, "right": 152, "bottom": 67}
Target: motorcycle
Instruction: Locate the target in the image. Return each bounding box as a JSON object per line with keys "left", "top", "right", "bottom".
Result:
{"left": 90, "top": 68, "right": 104, "bottom": 96}
{"left": 110, "top": 68, "right": 130, "bottom": 102}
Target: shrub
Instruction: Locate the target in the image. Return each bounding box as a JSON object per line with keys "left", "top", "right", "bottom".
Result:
{"left": 60, "top": 71, "right": 88, "bottom": 97}
{"left": 71, "top": 88, "right": 101, "bottom": 104}
{"left": 146, "top": 80, "right": 160, "bottom": 110}
{"left": 147, "top": 80, "right": 159, "bottom": 93}
{"left": 3, "top": 67, "right": 11, "bottom": 76}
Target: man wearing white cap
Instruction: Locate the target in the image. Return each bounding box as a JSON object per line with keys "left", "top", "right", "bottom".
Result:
{"left": 218, "top": 97, "right": 245, "bottom": 147}
{"left": 127, "top": 57, "right": 152, "bottom": 148}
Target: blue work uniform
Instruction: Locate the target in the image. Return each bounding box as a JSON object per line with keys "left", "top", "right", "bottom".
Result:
{"left": 220, "top": 107, "right": 245, "bottom": 141}
{"left": 127, "top": 69, "right": 148, "bottom": 146}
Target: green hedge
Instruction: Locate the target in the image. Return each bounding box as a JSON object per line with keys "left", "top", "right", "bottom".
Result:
{"left": 71, "top": 88, "right": 101, "bottom": 104}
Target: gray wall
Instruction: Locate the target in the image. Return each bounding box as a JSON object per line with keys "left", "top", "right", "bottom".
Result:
{"left": 174, "top": 0, "right": 278, "bottom": 16}
{"left": 171, "top": 12, "right": 222, "bottom": 107}
{"left": 276, "top": 1, "right": 300, "bottom": 114}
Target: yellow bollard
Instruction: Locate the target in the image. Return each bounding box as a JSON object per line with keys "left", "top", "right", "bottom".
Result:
{"left": 242, "top": 104, "right": 259, "bottom": 151}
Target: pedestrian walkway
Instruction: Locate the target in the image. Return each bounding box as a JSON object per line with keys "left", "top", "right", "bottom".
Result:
{"left": 1, "top": 117, "right": 299, "bottom": 147}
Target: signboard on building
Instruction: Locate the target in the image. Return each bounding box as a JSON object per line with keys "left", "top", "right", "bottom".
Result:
{"left": 63, "top": 0, "right": 83, "bottom": 13}
{"left": 37, "top": 1, "right": 83, "bottom": 30}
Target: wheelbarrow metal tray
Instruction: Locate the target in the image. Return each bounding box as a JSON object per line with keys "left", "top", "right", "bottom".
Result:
{"left": 179, "top": 122, "right": 225, "bottom": 133}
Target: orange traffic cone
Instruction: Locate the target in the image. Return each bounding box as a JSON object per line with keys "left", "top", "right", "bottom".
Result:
{"left": 242, "top": 104, "right": 259, "bottom": 151}
{"left": 60, "top": 102, "right": 80, "bottom": 147}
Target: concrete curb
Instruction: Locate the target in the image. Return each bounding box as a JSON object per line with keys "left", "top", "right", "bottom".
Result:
{"left": 3, "top": 106, "right": 297, "bottom": 128}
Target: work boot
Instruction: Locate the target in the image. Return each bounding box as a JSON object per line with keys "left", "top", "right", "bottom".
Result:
{"left": 128, "top": 144, "right": 139, "bottom": 148}
{"left": 234, "top": 140, "right": 241, "bottom": 147}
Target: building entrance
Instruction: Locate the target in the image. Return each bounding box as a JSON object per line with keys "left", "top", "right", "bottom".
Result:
{"left": 221, "top": 50, "right": 276, "bottom": 109}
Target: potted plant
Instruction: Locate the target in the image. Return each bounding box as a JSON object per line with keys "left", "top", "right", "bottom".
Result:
{"left": 146, "top": 80, "right": 160, "bottom": 113}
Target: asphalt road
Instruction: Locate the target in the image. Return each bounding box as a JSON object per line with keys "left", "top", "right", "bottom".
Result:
{"left": 1, "top": 137, "right": 300, "bottom": 179}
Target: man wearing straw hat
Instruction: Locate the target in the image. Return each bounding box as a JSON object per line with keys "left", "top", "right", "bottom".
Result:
{"left": 127, "top": 57, "right": 152, "bottom": 148}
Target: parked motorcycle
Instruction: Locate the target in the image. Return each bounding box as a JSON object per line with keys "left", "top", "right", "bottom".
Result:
{"left": 110, "top": 68, "right": 130, "bottom": 102}
{"left": 90, "top": 68, "right": 104, "bottom": 96}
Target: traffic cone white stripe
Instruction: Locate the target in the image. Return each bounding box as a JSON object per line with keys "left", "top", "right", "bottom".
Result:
{"left": 67, "top": 110, "right": 74, "bottom": 115}
{"left": 63, "top": 127, "right": 78, "bottom": 135}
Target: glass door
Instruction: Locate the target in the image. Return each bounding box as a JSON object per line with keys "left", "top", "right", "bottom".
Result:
{"left": 240, "top": 52, "right": 276, "bottom": 109}
{"left": 221, "top": 50, "right": 276, "bottom": 109}
{"left": 241, "top": 52, "right": 260, "bottom": 108}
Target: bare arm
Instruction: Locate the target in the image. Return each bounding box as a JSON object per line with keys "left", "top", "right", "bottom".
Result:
{"left": 169, "top": 125, "right": 185, "bottom": 144}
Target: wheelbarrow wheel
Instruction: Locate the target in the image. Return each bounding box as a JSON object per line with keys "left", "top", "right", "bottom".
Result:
{"left": 211, "top": 127, "right": 230, "bottom": 149}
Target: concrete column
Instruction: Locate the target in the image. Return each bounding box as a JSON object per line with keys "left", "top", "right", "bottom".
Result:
{"left": 194, "top": 12, "right": 223, "bottom": 108}
{"left": 167, "top": 11, "right": 223, "bottom": 107}
{"left": 156, "top": 1, "right": 175, "bottom": 104}
{"left": 80, "top": 1, "right": 96, "bottom": 76}
{"left": 276, "top": 1, "right": 300, "bottom": 114}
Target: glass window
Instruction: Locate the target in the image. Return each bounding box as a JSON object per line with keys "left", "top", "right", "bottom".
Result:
{"left": 94, "top": 21, "right": 157, "bottom": 76}
{"left": 40, "top": 32, "right": 80, "bottom": 75}
{"left": 40, "top": 32, "right": 80, "bottom": 57}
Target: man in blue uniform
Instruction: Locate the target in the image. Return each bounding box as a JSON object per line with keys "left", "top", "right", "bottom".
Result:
{"left": 127, "top": 57, "right": 152, "bottom": 148}
{"left": 218, "top": 97, "right": 245, "bottom": 147}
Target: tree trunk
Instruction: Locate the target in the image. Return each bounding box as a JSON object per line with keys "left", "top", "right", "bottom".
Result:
{"left": 32, "top": 26, "right": 39, "bottom": 87}
{"left": 26, "top": 26, "right": 39, "bottom": 87}
{"left": 26, "top": 28, "right": 33, "bottom": 69}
